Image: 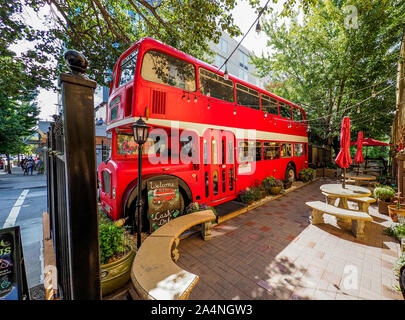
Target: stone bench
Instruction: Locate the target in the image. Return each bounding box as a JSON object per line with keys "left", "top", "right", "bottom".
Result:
{"left": 321, "top": 192, "right": 376, "bottom": 213}
{"left": 306, "top": 201, "right": 373, "bottom": 239}
{"left": 131, "top": 210, "right": 216, "bottom": 300}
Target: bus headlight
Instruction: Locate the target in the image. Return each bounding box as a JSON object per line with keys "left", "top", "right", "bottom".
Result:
{"left": 112, "top": 187, "right": 116, "bottom": 199}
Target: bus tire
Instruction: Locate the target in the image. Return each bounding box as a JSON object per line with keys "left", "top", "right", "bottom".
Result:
{"left": 285, "top": 165, "right": 296, "bottom": 183}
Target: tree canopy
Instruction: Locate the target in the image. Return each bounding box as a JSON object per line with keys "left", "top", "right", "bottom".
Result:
{"left": 22, "top": 0, "right": 274, "bottom": 86}
{"left": 0, "top": 0, "right": 42, "bottom": 166}
{"left": 252, "top": 0, "right": 405, "bottom": 153}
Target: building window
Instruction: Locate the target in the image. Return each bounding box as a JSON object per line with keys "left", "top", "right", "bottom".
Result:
{"left": 239, "top": 69, "right": 249, "bottom": 82}
{"left": 215, "top": 55, "right": 226, "bottom": 71}
{"left": 239, "top": 50, "right": 249, "bottom": 70}
{"left": 219, "top": 38, "right": 228, "bottom": 55}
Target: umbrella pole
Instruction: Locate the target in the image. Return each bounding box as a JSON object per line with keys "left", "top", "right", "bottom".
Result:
{"left": 343, "top": 168, "right": 346, "bottom": 188}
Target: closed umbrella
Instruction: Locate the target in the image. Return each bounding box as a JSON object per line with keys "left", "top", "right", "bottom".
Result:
{"left": 335, "top": 117, "right": 352, "bottom": 188}
{"left": 354, "top": 131, "right": 364, "bottom": 175}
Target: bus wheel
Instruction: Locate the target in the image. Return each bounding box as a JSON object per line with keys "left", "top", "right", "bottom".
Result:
{"left": 285, "top": 165, "right": 296, "bottom": 183}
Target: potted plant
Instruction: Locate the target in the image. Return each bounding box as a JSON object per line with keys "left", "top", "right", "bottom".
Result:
{"left": 238, "top": 188, "right": 254, "bottom": 205}
{"left": 384, "top": 222, "right": 405, "bottom": 242}
{"left": 99, "top": 214, "right": 135, "bottom": 297}
{"left": 263, "top": 176, "right": 283, "bottom": 195}
{"left": 393, "top": 253, "right": 405, "bottom": 299}
{"left": 388, "top": 192, "right": 405, "bottom": 223}
{"left": 186, "top": 202, "right": 216, "bottom": 215}
{"left": 298, "top": 168, "right": 316, "bottom": 183}
{"left": 324, "top": 163, "right": 337, "bottom": 178}
{"left": 374, "top": 186, "right": 396, "bottom": 215}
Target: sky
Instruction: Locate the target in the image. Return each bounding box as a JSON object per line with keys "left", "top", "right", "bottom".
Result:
{"left": 13, "top": 0, "right": 287, "bottom": 121}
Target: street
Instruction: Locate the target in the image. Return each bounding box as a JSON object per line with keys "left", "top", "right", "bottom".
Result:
{"left": 0, "top": 165, "right": 47, "bottom": 291}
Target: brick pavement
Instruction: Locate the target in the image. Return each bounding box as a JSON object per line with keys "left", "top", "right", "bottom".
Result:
{"left": 177, "top": 178, "right": 404, "bottom": 300}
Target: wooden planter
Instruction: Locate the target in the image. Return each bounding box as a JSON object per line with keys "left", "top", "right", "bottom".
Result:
{"left": 387, "top": 205, "right": 405, "bottom": 223}
{"left": 316, "top": 168, "right": 323, "bottom": 177}
{"left": 100, "top": 245, "right": 135, "bottom": 297}
{"left": 324, "top": 168, "right": 337, "bottom": 178}
{"left": 269, "top": 186, "right": 282, "bottom": 195}
{"left": 283, "top": 181, "right": 292, "bottom": 190}
{"left": 378, "top": 199, "right": 394, "bottom": 215}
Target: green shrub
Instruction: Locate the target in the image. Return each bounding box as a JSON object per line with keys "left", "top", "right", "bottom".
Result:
{"left": 298, "top": 168, "right": 316, "bottom": 182}
{"left": 373, "top": 186, "right": 396, "bottom": 202}
{"left": 393, "top": 253, "right": 405, "bottom": 292}
{"left": 384, "top": 223, "right": 405, "bottom": 240}
{"left": 186, "top": 202, "right": 216, "bottom": 215}
{"left": 99, "top": 223, "right": 126, "bottom": 265}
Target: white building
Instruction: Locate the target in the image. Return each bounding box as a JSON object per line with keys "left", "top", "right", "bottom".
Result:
{"left": 208, "top": 32, "right": 271, "bottom": 89}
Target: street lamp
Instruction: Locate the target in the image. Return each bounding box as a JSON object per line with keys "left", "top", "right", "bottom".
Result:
{"left": 131, "top": 115, "right": 150, "bottom": 249}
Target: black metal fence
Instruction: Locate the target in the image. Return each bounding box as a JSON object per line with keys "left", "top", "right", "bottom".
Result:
{"left": 45, "top": 72, "right": 100, "bottom": 300}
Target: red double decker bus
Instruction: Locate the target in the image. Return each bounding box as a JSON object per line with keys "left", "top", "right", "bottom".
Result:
{"left": 98, "top": 37, "right": 308, "bottom": 229}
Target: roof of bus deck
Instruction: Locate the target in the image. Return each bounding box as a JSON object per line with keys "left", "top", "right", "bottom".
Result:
{"left": 119, "top": 37, "right": 306, "bottom": 115}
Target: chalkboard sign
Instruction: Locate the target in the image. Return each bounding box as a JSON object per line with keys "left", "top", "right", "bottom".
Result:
{"left": 0, "top": 226, "right": 29, "bottom": 300}
{"left": 147, "top": 178, "right": 181, "bottom": 232}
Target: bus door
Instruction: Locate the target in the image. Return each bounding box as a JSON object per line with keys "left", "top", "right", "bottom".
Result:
{"left": 203, "top": 129, "right": 236, "bottom": 203}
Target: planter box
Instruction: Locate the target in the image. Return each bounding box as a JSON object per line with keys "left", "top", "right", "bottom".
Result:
{"left": 388, "top": 205, "right": 405, "bottom": 223}
{"left": 269, "top": 186, "right": 282, "bottom": 195}
{"left": 101, "top": 246, "right": 135, "bottom": 297}
{"left": 316, "top": 168, "right": 323, "bottom": 177}
{"left": 324, "top": 168, "right": 337, "bottom": 178}
{"left": 378, "top": 199, "right": 394, "bottom": 215}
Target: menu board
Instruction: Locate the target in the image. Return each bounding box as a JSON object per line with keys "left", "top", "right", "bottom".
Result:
{"left": 0, "top": 227, "right": 29, "bottom": 300}
{"left": 147, "top": 178, "right": 181, "bottom": 232}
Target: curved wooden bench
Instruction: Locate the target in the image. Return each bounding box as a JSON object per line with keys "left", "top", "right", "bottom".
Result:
{"left": 306, "top": 201, "right": 373, "bottom": 240}
{"left": 131, "top": 210, "right": 216, "bottom": 300}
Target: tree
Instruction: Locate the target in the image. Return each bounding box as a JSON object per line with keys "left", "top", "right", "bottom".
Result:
{"left": 0, "top": 1, "right": 43, "bottom": 173}
{"left": 21, "top": 0, "right": 272, "bottom": 86}
{"left": 252, "top": 0, "right": 405, "bottom": 155}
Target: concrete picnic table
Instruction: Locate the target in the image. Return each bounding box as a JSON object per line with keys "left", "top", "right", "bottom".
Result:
{"left": 320, "top": 184, "right": 372, "bottom": 229}
{"left": 344, "top": 173, "right": 377, "bottom": 186}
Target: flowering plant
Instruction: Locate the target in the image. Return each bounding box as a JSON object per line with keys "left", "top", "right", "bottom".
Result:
{"left": 186, "top": 202, "right": 216, "bottom": 214}
{"left": 394, "top": 192, "right": 403, "bottom": 210}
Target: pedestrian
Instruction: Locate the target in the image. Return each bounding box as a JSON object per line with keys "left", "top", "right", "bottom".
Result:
{"left": 21, "top": 158, "right": 26, "bottom": 172}
{"left": 26, "top": 157, "right": 34, "bottom": 175}
{"left": 36, "top": 159, "right": 43, "bottom": 174}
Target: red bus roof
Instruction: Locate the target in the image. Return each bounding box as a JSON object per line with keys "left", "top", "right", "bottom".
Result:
{"left": 117, "top": 37, "right": 306, "bottom": 113}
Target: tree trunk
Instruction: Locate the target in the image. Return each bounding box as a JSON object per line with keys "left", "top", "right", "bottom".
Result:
{"left": 6, "top": 154, "right": 11, "bottom": 174}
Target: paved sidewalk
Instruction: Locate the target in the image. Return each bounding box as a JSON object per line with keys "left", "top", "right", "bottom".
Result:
{"left": 177, "top": 178, "right": 403, "bottom": 300}
{"left": 0, "top": 165, "right": 46, "bottom": 190}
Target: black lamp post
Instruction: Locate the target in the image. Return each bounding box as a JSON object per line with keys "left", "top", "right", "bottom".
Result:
{"left": 131, "top": 116, "right": 150, "bottom": 248}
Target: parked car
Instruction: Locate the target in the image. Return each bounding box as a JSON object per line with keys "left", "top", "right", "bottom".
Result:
{"left": 0, "top": 158, "right": 3, "bottom": 169}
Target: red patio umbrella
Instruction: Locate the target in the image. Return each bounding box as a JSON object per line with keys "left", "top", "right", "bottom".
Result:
{"left": 350, "top": 138, "right": 391, "bottom": 146}
{"left": 335, "top": 117, "right": 352, "bottom": 188}
{"left": 354, "top": 131, "right": 364, "bottom": 175}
